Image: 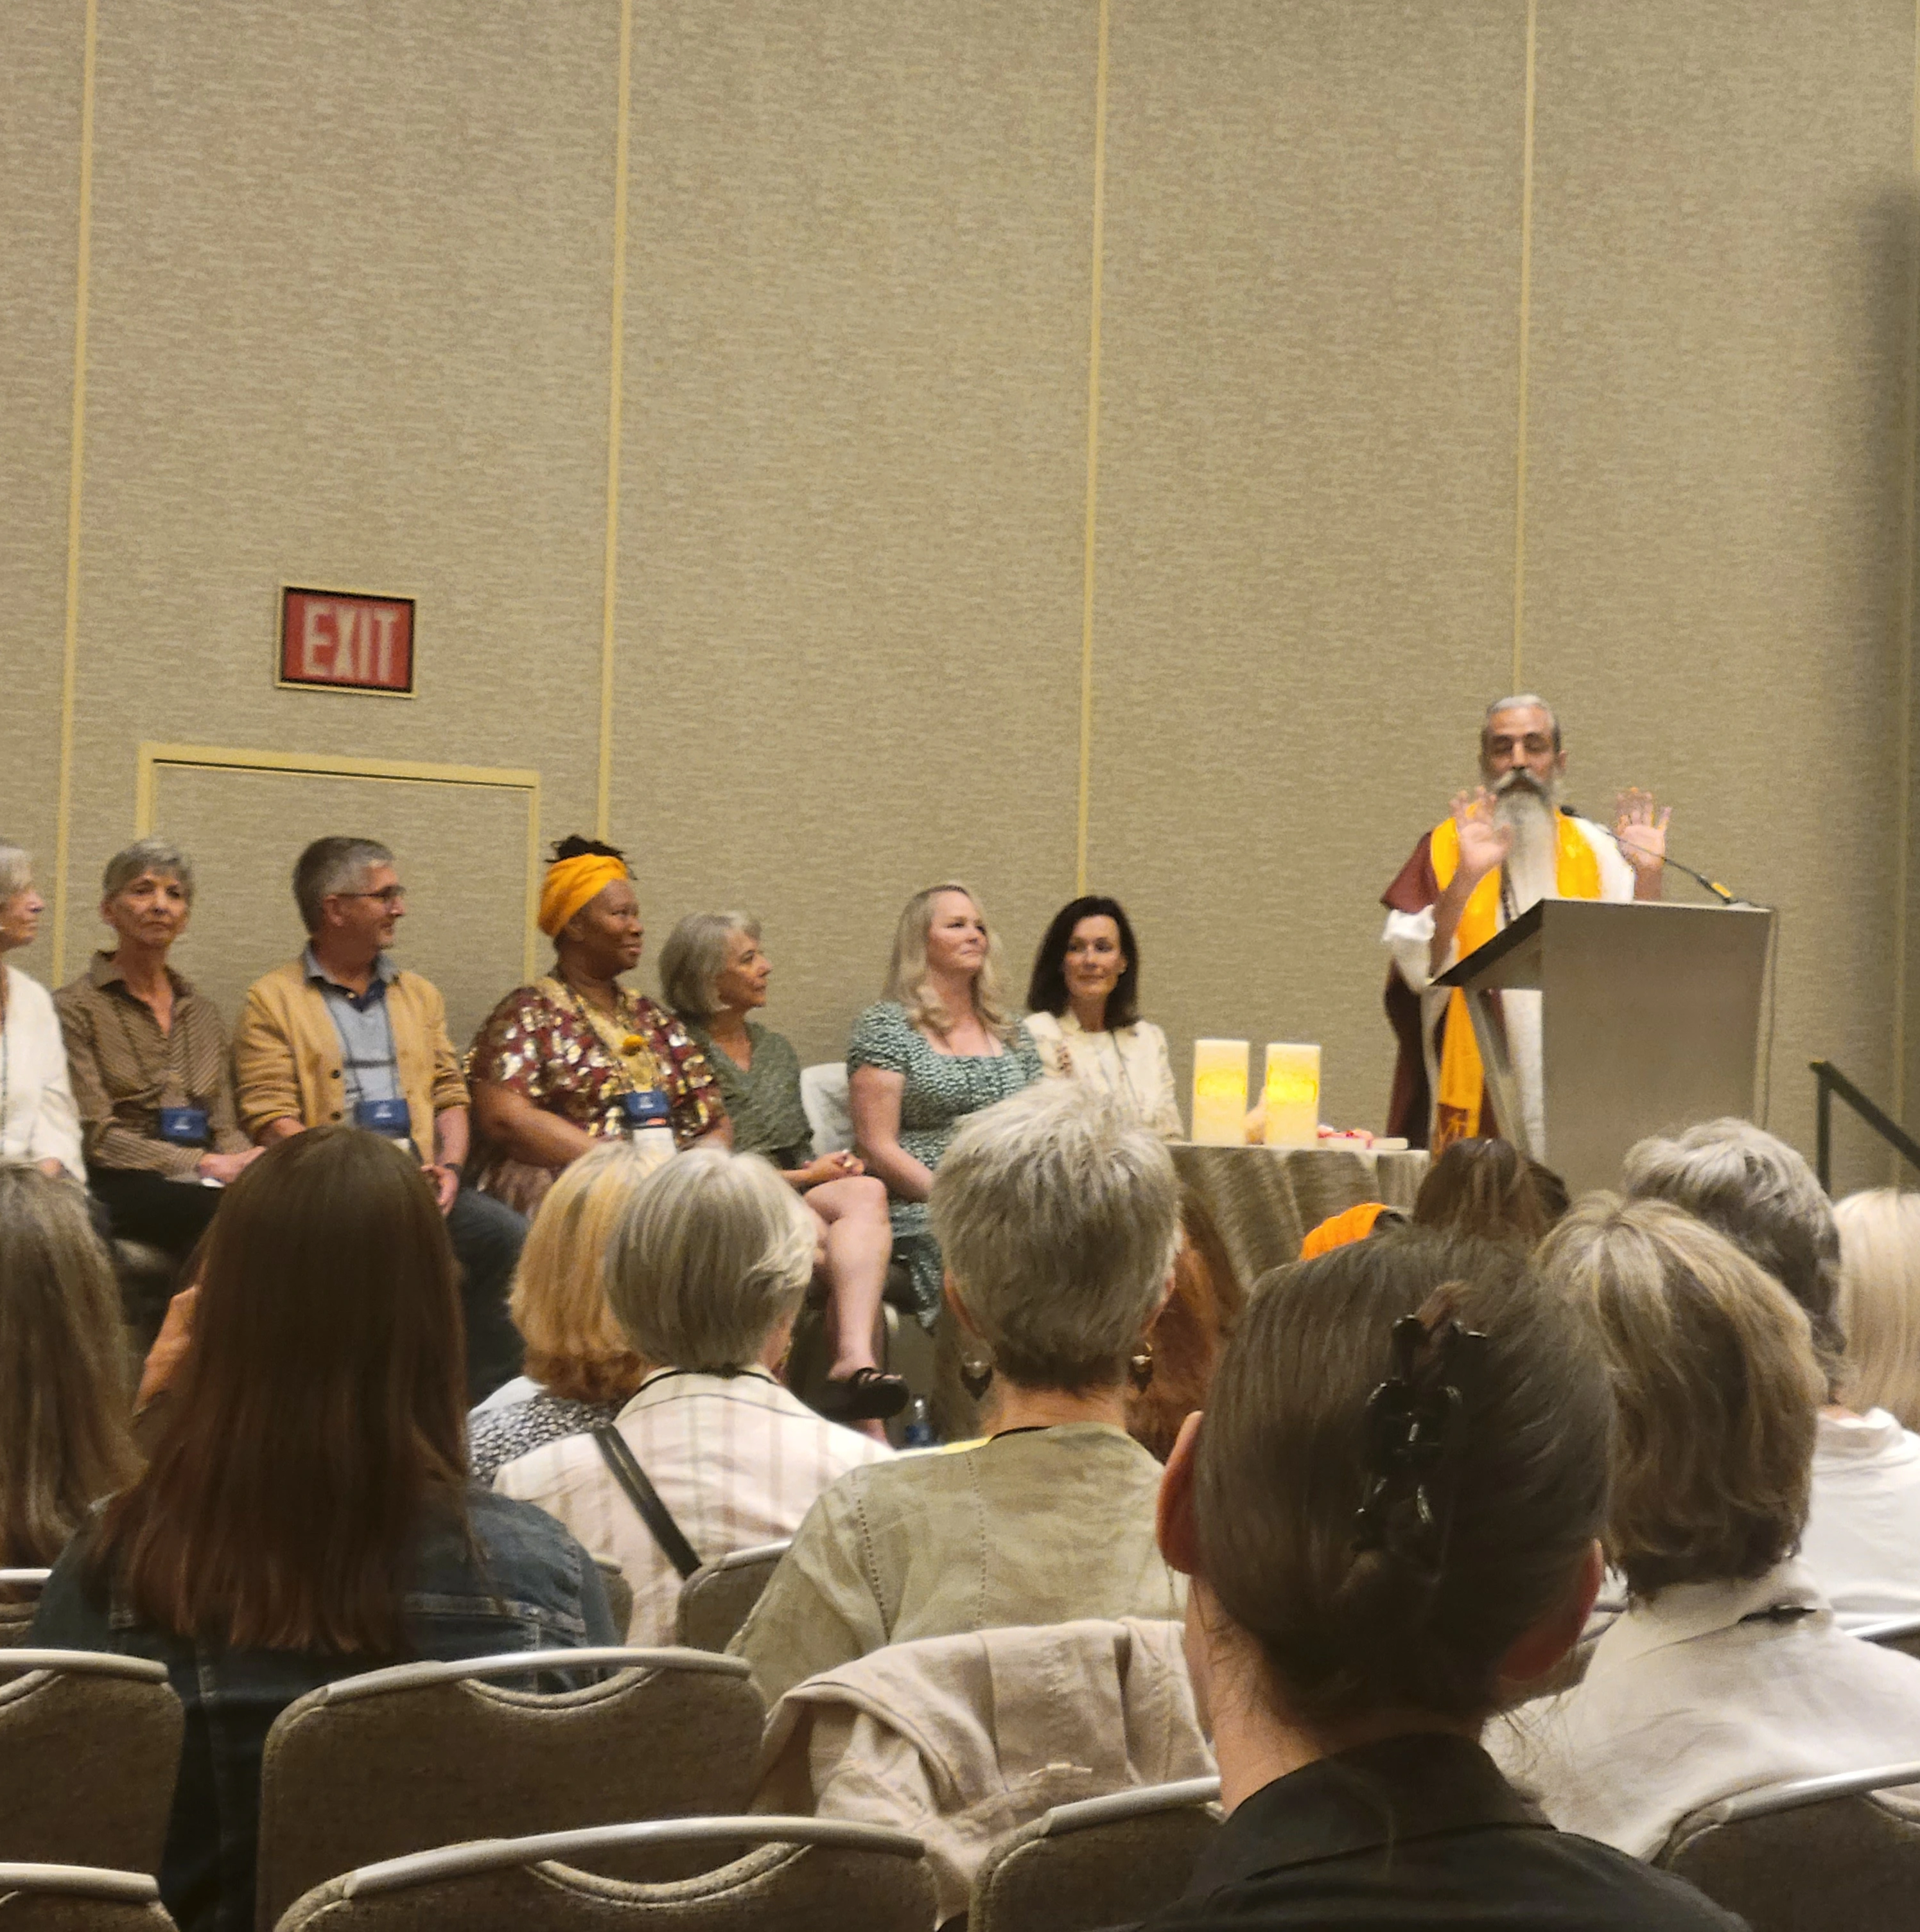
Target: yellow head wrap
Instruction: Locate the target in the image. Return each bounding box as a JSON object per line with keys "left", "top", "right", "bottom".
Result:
{"left": 538, "top": 854, "right": 630, "bottom": 938}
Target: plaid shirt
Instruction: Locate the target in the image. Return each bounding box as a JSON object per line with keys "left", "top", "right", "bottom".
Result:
{"left": 55, "top": 952, "right": 249, "bottom": 1177}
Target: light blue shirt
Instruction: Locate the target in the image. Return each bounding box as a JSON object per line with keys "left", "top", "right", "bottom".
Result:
{"left": 303, "top": 945, "right": 400, "bottom": 1112}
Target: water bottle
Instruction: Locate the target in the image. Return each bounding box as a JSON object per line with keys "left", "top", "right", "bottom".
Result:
{"left": 901, "top": 1396, "right": 935, "bottom": 1450}
{"left": 621, "top": 1088, "right": 677, "bottom": 1173}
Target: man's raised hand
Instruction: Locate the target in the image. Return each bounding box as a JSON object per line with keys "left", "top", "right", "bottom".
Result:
{"left": 1451, "top": 787, "right": 1512, "bottom": 883}
{"left": 1613, "top": 787, "right": 1671, "bottom": 877}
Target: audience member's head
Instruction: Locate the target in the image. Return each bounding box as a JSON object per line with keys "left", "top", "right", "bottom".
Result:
{"left": 1161, "top": 1229, "right": 1607, "bottom": 1742}
{"left": 930, "top": 1081, "right": 1180, "bottom": 1395}
{"left": 1539, "top": 1194, "right": 1823, "bottom": 1600}
{"left": 292, "top": 836, "right": 398, "bottom": 944}
{"left": 604, "top": 1146, "right": 814, "bottom": 1373}
{"left": 0, "top": 1166, "right": 139, "bottom": 1568}
{"left": 1411, "top": 1138, "right": 1560, "bottom": 1247}
{"left": 1621, "top": 1117, "right": 1844, "bottom": 1389}
{"left": 0, "top": 843, "right": 44, "bottom": 956}
{"left": 1835, "top": 1188, "right": 1920, "bottom": 1430}
{"left": 510, "top": 1139, "right": 652, "bottom": 1403}
{"left": 886, "top": 881, "right": 1013, "bottom": 1038}
{"left": 659, "top": 911, "right": 758, "bottom": 1025}
{"left": 95, "top": 1128, "right": 467, "bottom": 1651}
{"left": 1025, "top": 893, "right": 1142, "bottom": 1028}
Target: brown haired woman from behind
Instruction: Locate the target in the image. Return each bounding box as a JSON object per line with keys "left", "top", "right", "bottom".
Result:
{"left": 0, "top": 1166, "right": 139, "bottom": 1577}
{"left": 1139, "top": 1230, "right": 1741, "bottom": 1931}
{"left": 29, "top": 1127, "right": 618, "bottom": 1932}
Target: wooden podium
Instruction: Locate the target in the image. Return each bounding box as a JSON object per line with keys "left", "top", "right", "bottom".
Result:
{"left": 1434, "top": 899, "right": 1774, "bottom": 1196}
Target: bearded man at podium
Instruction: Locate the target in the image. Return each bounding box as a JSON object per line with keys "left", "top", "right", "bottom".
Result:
{"left": 1380, "top": 694, "right": 1670, "bottom": 1154}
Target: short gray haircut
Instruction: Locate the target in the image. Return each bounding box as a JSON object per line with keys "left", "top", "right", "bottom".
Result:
{"left": 929, "top": 1080, "right": 1181, "bottom": 1391}
{"left": 1621, "top": 1116, "right": 1844, "bottom": 1388}
{"left": 102, "top": 837, "right": 194, "bottom": 905}
{"left": 0, "top": 845, "right": 31, "bottom": 906}
{"left": 604, "top": 1146, "right": 815, "bottom": 1370}
{"left": 292, "top": 836, "right": 392, "bottom": 933}
{"left": 1483, "top": 693, "right": 1560, "bottom": 750}
{"left": 659, "top": 912, "right": 758, "bottom": 1024}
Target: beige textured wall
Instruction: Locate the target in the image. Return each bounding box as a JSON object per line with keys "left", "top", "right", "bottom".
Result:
{"left": 2, "top": 0, "right": 1916, "bottom": 1194}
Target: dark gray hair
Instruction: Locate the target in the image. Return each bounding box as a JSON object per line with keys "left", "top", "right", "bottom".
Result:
{"left": 659, "top": 911, "right": 758, "bottom": 1023}
{"left": 102, "top": 838, "right": 195, "bottom": 905}
{"left": 292, "top": 837, "right": 392, "bottom": 934}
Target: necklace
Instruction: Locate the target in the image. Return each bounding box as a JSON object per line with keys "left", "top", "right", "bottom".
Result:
{"left": 545, "top": 973, "right": 661, "bottom": 1094}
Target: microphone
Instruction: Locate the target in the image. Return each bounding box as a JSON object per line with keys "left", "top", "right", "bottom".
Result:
{"left": 1558, "top": 805, "right": 1752, "bottom": 907}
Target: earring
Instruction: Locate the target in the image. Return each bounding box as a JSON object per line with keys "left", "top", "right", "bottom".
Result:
{"left": 960, "top": 1355, "right": 995, "bottom": 1401}
{"left": 1128, "top": 1340, "right": 1155, "bottom": 1392}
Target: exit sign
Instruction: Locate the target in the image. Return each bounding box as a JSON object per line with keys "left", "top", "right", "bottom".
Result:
{"left": 279, "top": 587, "right": 416, "bottom": 696}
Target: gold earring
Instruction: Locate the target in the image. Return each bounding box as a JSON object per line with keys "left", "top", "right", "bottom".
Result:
{"left": 1128, "top": 1340, "right": 1155, "bottom": 1392}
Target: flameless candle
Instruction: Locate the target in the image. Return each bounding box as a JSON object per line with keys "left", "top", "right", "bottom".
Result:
{"left": 1262, "top": 1042, "right": 1322, "bottom": 1148}
{"left": 1191, "top": 1039, "right": 1250, "bottom": 1145}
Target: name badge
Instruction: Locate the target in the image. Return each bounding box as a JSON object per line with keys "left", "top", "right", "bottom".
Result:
{"left": 621, "top": 1090, "right": 671, "bottom": 1128}
{"left": 353, "top": 1098, "right": 412, "bottom": 1138}
{"left": 157, "top": 1106, "right": 210, "bottom": 1146}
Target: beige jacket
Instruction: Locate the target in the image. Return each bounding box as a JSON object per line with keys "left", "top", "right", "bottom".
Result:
{"left": 755, "top": 1617, "right": 1213, "bottom": 1924}
{"left": 232, "top": 956, "right": 467, "bottom": 1148}
{"left": 729, "top": 1422, "right": 1185, "bottom": 1706}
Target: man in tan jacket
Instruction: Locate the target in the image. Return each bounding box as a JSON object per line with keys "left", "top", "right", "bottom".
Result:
{"left": 233, "top": 835, "right": 525, "bottom": 1399}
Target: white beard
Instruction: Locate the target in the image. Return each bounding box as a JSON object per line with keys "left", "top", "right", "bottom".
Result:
{"left": 1492, "top": 778, "right": 1561, "bottom": 913}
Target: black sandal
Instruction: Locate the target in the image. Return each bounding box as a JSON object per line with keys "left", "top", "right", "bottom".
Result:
{"left": 815, "top": 1366, "right": 911, "bottom": 1423}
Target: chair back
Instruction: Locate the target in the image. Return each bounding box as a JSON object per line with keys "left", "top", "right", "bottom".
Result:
{"left": 0, "top": 1653, "right": 183, "bottom": 1874}
{"left": 257, "top": 1647, "right": 763, "bottom": 1930}
{"left": 1853, "top": 1613, "right": 1920, "bottom": 1662}
{"left": 0, "top": 1863, "right": 175, "bottom": 1929}
{"left": 274, "top": 1817, "right": 932, "bottom": 1932}
{"left": 676, "top": 1543, "right": 789, "bottom": 1653}
{"left": 968, "top": 1777, "right": 1221, "bottom": 1932}
{"left": 798, "top": 1066, "right": 853, "bottom": 1157}
{"left": 0, "top": 1570, "right": 50, "bottom": 1650}
{"left": 1658, "top": 1759, "right": 1920, "bottom": 1931}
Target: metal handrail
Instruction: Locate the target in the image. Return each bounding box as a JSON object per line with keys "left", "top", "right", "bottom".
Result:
{"left": 1810, "top": 1061, "right": 1920, "bottom": 1191}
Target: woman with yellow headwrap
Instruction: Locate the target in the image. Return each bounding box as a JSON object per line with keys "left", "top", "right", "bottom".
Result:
{"left": 466, "top": 837, "right": 728, "bottom": 1215}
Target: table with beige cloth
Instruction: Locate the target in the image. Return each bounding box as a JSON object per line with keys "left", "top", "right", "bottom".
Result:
{"left": 1171, "top": 1143, "right": 1430, "bottom": 1292}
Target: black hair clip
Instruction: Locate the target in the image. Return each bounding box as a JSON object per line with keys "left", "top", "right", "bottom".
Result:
{"left": 1352, "top": 1308, "right": 1487, "bottom": 1575}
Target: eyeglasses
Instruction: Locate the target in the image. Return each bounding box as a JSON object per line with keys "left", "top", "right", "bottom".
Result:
{"left": 337, "top": 887, "right": 407, "bottom": 907}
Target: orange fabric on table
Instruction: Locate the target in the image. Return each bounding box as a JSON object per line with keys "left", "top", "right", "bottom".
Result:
{"left": 1298, "top": 1200, "right": 1391, "bottom": 1259}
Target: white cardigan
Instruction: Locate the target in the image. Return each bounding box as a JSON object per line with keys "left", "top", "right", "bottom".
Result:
{"left": 1, "top": 964, "right": 83, "bottom": 1179}
{"left": 1023, "top": 1011, "right": 1183, "bottom": 1139}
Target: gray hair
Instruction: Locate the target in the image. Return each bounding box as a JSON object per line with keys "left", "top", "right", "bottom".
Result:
{"left": 0, "top": 845, "right": 31, "bottom": 906}
{"left": 659, "top": 912, "right": 758, "bottom": 1024}
{"left": 102, "top": 837, "right": 195, "bottom": 905}
{"left": 1482, "top": 693, "right": 1560, "bottom": 750}
{"left": 604, "top": 1146, "right": 815, "bottom": 1370}
{"left": 929, "top": 1080, "right": 1180, "bottom": 1391}
{"left": 1621, "top": 1116, "right": 1844, "bottom": 1389}
{"left": 292, "top": 836, "right": 392, "bottom": 934}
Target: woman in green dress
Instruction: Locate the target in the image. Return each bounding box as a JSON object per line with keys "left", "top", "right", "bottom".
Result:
{"left": 846, "top": 882, "right": 1042, "bottom": 1322}
{"left": 661, "top": 913, "right": 906, "bottom": 1426}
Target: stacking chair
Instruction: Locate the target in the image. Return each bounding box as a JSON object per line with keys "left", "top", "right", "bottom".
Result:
{"left": 1853, "top": 1612, "right": 1920, "bottom": 1662}
{"left": 257, "top": 1647, "right": 763, "bottom": 1929}
{"left": 273, "top": 1818, "right": 932, "bottom": 1932}
{"left": 675, "top": 1543, "right": 789, "bottom": 1653}
{"left": 0, "top": 1571, "right": 50, "bottom": 1649}
{"left": 968, "top": 1777, "right": 1221, "bottom": 1932}
{"left": 0, "top": 1863, "right": 177, "bottom": 1929}
{"left": 0, "top": 1652, "right": 183, "bottom": 1872}
{"left": 1657, "top": 1759, "right": 1920, "bottom": 1931}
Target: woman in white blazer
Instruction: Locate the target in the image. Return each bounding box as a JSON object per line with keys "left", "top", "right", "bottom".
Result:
{"left": 0, "top": 843, "right": 82, "bottom": 1180}
{"left": 1022, "top": 895, "right": 1181, "bottom": 1139}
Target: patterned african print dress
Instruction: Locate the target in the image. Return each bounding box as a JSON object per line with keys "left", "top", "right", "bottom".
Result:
{"left": 465, "top": 978, "right": 724, "bottom": 1215}
{"left": 846, "top": 1000, "right": 1041, "bottom": 1321}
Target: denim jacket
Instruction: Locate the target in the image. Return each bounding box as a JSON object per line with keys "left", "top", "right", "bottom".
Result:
{"left": 30, "top": 1488, "right": 618, "bottom": 1932}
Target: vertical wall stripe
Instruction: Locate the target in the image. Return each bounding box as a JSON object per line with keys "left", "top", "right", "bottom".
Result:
{"left": 51, "top": 0, "right": 100, "bottom": 981}
{"left": 1074, "top": 0, "right": 1112, "bottom": 895}
{"left": 1894, "top": 0, "right": 1920, "bottom": 1136}
{"left": 596, "top": 0, "right": 634, "bottom": 841}
{"left": 1510, "top": 0, "right": 1537, "bottom": 692}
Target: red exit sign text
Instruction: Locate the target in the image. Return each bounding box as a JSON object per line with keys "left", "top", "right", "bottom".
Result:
{"left": 279, "top": 588, "right": 416, "bottom": 695}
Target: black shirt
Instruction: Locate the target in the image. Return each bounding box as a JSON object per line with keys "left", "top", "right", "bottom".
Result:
{"left": 1139, "top": 1734, "right": 1747, "bottom": 1931}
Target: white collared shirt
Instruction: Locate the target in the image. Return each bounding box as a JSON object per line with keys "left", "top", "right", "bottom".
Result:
{"left": 1489, "top": 1557, "right": 1920, "bottom": 1857}
{"left": 1022, "top": 1011, "right": 1183, "bottom": 1139}
{"left": 1, "top": 965, "right": 82, "bottom": 1178}
{"left": 1803, "top": 1408, "right": 1920, "bottom": 1625}
{"left": 493, "top": 1368, "right": 890, "bottom": 1645}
